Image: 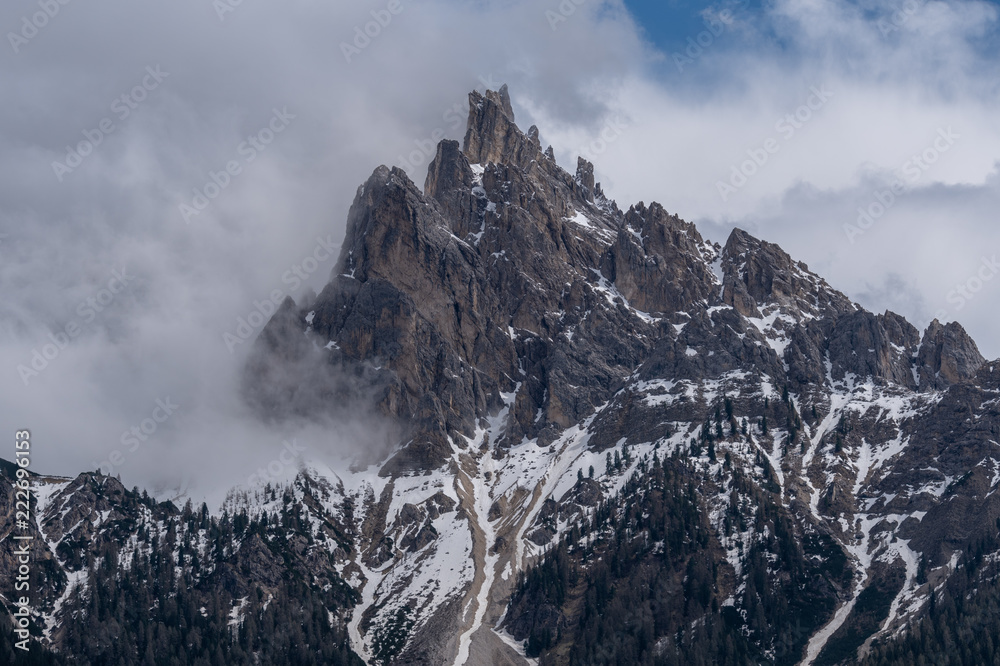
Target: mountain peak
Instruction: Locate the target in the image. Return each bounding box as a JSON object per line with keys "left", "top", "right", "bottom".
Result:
{"left": 496, "top": 82, "right": 514, "bottom": 119}
{"left": 721, "top": 225, "right": 854, "bottom": 321}
{"left": 463, "top": 85, "right": 541, "bottom": 168}
{"left": 917, "top": 318, "right": 985, "bottom": 388}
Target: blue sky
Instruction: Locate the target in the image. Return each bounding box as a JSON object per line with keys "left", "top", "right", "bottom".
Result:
{"left": 625, "top": 0, "right": 758, "bottom": 54}
{"left": 624, "top": 0, "right": 1000, "bottom": 89}
{"left": 624, "top": 0, "right": 999, "bottom": 55}
{"left": 625, "top": 0, "right": 716, "bottom": 46}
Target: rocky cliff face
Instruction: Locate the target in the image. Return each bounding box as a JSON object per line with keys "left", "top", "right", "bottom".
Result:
{"left": 4, "top": 86, "right": 999, "bottom": 666}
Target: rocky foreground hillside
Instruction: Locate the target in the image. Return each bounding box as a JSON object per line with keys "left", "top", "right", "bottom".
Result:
{"left": 3, "top": 86, "right": 1000, "bottom": 665}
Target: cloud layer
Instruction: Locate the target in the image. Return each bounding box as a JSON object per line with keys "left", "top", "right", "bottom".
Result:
{"left": 1, "top": 0, "right": 997, "bottom": 504}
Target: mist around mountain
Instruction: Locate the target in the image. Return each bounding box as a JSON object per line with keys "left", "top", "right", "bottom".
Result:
{"left": 3, "top": 86, "right": 999, "bottom": 665}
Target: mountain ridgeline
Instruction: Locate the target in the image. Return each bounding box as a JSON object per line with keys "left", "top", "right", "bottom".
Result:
{"left": 3, "top": 86, "right": 1000, "bottom": 665}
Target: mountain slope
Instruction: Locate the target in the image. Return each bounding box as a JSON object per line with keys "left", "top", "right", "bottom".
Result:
{"left": 0, "top": 466, "right": 363, "bottom": 665}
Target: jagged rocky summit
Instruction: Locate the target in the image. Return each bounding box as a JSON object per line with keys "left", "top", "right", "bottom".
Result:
{"left": 3, "top": 86, "right": 999, "bottom": 666}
